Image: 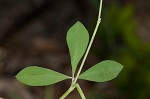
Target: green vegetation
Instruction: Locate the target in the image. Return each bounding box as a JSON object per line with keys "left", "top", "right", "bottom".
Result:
{"left": 16, "top": 0, "right": 124, "bottom": 98}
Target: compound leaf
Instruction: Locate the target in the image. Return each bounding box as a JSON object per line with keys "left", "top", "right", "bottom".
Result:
{"left": 79, "top": 60, "right": 123, "bottom": 82}
{"left": 16, "top": 66, "right": 69, "bottom": 86}
{"left": 67, "top": 21, "right": 89, "bottom": 73}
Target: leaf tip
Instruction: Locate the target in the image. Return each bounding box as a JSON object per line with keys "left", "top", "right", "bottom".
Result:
{"left": 76, "top": 21, "right": 81, "bottom": 24}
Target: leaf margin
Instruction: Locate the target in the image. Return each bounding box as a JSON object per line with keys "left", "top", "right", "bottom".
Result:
{"left": 16, "top": 66, "right": 70, "bottom": 86}
{"left": 67, "top": 21, "right": 89, "bottom": 73}
{"left": 79, "top": 60, "right": 124, "bottom": 82}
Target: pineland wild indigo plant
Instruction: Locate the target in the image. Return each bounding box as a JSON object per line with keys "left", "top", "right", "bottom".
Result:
{"left": 16, "top": 0, "right": 124, "bottom": 98}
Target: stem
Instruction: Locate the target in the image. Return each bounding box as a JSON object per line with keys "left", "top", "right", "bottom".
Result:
{"left": 59, "top": 86, "right": 75, "bottom": 99}
{"left": 59, "top": 0, "right": 103, "bottom": 98}
{"left": 75, "top": 83, "right": 86, "bottom": 99}
{"left": 73, "top": 0, "right": 103, "bottom": 84}
{"left": 71, "top": 73, "right": 74, "bottom": 85}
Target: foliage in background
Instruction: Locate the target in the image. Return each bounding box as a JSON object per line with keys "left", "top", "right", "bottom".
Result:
{"left": 89, "top": 3, "right": 150, "bottom": 99}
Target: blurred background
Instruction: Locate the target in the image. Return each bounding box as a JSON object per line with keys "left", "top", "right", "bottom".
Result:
{"left": 0, "top": 0, "right": 149, "bottom": 99}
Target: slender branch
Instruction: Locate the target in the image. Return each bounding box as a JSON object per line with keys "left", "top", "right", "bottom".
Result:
{"left": 73, "top": 0, "right": 103, "bottom": 84}
{"left": 75, "top": 83, "right": 86, "bottom": 99}
{"left": 71, "top": 73, "right": 74, "bottom": 85}
{"left": 59, "top": 0, "right": 103, "bottom": 98}
{"left": 59, "top": 86, "right": 75, "bottom": 99}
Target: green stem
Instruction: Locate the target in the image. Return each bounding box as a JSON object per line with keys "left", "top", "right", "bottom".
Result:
{"left": 71, "top": 73, "right": 75, "bottom": 85}
{"left": 59, "top": 0, "right": 103, "bottom": 98}
{"left": 75, "top": 83, "right": 86, "bottom": 99}
{"left": 59, "top": 86, "right": 75, "bottom": 99}
{"left": 73, "top": 0, "right": 103, "bottom": 84}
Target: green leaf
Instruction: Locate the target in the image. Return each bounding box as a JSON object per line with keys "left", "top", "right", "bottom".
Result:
{"left": 67, "top": 21, "right": 89, "bottom": 73}
{"left": 79, "top": 60, "right": 124, "bottom": 82}
{"left": 16, "top": 66, "right": 70, "bottom": 86}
